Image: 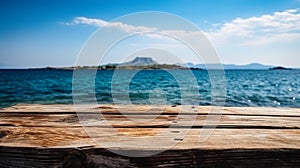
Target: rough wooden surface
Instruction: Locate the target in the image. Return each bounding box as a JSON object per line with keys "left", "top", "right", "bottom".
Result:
{"left": 0, "top": 104, "right": 300, "bottom": 167}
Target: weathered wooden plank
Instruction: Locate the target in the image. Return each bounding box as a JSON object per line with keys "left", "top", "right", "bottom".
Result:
{"left": 1, "top": 104, "right": 300, "bottom": 117}
{"left": 1, "top": 112, "right": 300, "bottom": 128}
{"left": 1, "top": 127, "right": 300, "bottom": 149}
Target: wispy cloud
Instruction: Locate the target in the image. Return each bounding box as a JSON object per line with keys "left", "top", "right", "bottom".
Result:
{"left": 207, "top": 9, "right": 300, "bottom": 45}
{"left": 62, "top": 16, "right": 156, "bottom": 33}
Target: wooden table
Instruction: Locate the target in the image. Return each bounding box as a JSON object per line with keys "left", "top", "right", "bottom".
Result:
{"left": 0, "top": 104, "right": 299, "bottom": 167}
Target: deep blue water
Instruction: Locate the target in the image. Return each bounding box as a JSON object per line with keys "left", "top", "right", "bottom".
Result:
{"left": 0, "top": 69, "right": 299, "bottom": 108}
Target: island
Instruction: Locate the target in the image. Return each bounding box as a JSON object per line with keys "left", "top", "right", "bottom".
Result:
{"left": 28, "top": 57, "right": 203, "bottom": 70}
{"left": 269, "top": 66, "right": 292, "bottom": 70}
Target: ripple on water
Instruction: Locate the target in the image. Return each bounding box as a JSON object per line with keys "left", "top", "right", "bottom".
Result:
{"left": 0, "top": 69, "right": 300, "bottom": 107}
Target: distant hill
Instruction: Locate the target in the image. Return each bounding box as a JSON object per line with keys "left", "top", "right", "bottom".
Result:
{"left": 223, "top": 63, "right": 273, "bottom": 70}
{"left": 119, "top": 57, "right": 158, "bottom": 66}
{"left": 181, "top": 63, "right": 273, "bottom": 70}
{"left": 112, "top": 57, "right": 187, "bottom": 69}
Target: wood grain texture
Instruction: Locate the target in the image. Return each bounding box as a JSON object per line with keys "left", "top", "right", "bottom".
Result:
{"left": 0, "top": 104, "right": 300, "bottom": 167}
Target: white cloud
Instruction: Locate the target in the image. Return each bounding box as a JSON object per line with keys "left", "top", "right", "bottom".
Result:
{"left": 63, "top": 16, "right": 156, "bottom": 33}
{"left": 72, "top": 17, "right": 108, "bottom": 27}
{"left": 207, "top": 9, "right": 300, "bottom": 45}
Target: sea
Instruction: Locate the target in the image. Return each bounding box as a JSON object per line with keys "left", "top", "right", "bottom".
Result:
{"left": 0, "top": 69, "right": 299, "bottom": 108}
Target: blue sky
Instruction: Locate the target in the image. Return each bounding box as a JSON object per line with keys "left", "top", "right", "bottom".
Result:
{"left": 1, "top": 0, "right": 300, "bottom": 68}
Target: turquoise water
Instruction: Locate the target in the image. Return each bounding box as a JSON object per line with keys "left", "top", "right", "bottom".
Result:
{"left": 0, "top": 69, "right": 299, "bottom": 108}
